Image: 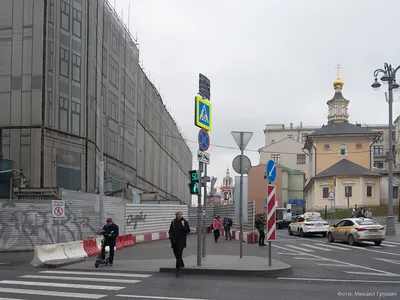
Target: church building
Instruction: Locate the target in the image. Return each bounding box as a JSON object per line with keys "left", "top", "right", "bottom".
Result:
{"left": 220, "top": 168, "right": 234, "bottom": 203}
{"left": 304, "top": 74, "right": 381, "bottom": 210}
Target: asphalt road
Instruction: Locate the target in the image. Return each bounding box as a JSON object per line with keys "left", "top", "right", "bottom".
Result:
{"left": 1, "top": 232, "right": 400, "bottom": 299}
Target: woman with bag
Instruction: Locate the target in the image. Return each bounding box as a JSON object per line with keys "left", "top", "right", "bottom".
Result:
{"left": 212, "top": 216, "right": 223, "bottom": 242}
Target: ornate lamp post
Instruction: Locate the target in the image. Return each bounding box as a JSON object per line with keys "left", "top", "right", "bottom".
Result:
{"left": 371, "top": 63, "right": 400, "bottom": 235}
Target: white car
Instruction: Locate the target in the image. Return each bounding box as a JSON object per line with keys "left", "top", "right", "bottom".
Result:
{"left": 288, "top": 212, "right": 329, "bottom": 237}
{"left": 327, "top": 218, "right": 385, "bottom": 246}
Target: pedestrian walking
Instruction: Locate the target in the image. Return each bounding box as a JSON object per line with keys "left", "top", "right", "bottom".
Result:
{"left": 356, "top": 207, "right": 365, "bottom": 218}
{"left": 169, "top": 211, "right": 190, "bottom": 277}
{"left": 223, "top": 214, "right": 233, "bottom": 240}
{"left": 255, "top": 214, "right": 266, "bottom": 246}
{"left": 100, "top": 218, "right": 119, "bottom": 266}
{"left": 212, "top": 216, "right": 223, "bottom": 242}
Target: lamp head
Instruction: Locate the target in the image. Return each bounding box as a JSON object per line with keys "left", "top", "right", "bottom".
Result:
{"left": 381, "top": 73, "right": 390, "bottom": 82}
{"left": 371, "top": 78, "right": 381, "bottom": 91}
{"left": 393, "top": 80, "right": 399, "bottom": 89}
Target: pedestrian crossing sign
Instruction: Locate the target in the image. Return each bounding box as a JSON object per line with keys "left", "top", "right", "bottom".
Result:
{"left": 195, "top": 95, "right": 212, "bottom": 131}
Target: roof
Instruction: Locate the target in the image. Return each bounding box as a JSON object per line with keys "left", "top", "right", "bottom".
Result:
{"left": 309, "top": 122, "right": 378, "bottom": 137}
{"left": 313, "top": 159, "right": 380, "bottom": 179}
{"left": 330, "top": 91, "right": 348, "bottom": 101}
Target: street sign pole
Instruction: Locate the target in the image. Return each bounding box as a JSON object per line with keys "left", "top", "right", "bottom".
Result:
{"left": 239, "top": 132, "right": 244, "bottom": 259}
{"left": 197, "top": 164, "right": 202, "bottom": 266}
{"left": 202, "top": 163, "right": 207, "bottom": 258}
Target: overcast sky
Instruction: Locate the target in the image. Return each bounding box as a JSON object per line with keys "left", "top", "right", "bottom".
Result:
{"left": 113, "top": 0, "right": 400, "bottom": 196}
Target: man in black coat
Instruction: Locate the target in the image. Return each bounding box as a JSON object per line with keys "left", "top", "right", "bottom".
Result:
{"left": 169, "top": 211, "right": 190, "bottom": 276}
{"left": 100, "top": 218, "right": 119, "bottom": 266}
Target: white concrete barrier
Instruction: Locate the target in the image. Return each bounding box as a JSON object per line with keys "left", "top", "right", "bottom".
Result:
{"left": 31, "top": 243, "right": 68, "bottom": 267}
{"left": 63, "top": 241, "right": 88, "bottom": 259}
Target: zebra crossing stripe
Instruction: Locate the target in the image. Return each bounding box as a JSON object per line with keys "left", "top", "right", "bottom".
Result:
{"left": 0, "top": 287, "right": 105, "bottom": 299}
{"left": 39, "top": 270, "right": 152, "bottom": 278}
{"left": 0, "top": 280, "right": 125, "bottom": 290}
{"left": 300, "top": 244, "right": 331, "bottom": 251}
{"left": 20, "top": 275, "right": 140, "bottom": 285}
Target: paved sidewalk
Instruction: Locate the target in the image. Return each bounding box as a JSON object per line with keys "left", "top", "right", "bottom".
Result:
{"left": 62, "top": 233, "right": 280, "bottom": 273}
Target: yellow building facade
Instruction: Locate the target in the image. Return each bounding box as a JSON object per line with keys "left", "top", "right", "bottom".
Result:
{"left": 304, "top": 75, "right": 381, "bottom": 210}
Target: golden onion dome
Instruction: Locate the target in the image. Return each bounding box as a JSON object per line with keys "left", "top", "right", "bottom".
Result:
{"left": 333, "top": 76, "right": 344, "bottom": 89}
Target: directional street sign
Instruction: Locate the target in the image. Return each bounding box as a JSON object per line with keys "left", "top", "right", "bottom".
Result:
{"left": 267, "top": 185, "right": 276, "bottom": 241}
{"left": 197, "top": 150, "right": 210, "bottom": 164}
{"left": 266, "top": 160, "right": 277, "bottom": 183}
{"left": 52, "top": 200, "right": 66, "bottom": 219}
{"left": 195, "top": 95, "right": 212, "bottom": 131}
{"left": 198, "top": 129, "right": 210, "bottom": 151}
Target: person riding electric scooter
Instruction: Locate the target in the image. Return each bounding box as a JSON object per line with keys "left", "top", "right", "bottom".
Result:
{"left": 99, "top": 218, "right": 119, "bottom": 266}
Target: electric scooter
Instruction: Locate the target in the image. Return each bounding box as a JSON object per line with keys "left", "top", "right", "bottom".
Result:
{"left": 94, "top": 230, "right": 114, "bottom": 268}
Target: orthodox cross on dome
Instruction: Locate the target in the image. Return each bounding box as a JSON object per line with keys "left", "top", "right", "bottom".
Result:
{"left": 335, "top": 64, "right": 342, "bottom": 77}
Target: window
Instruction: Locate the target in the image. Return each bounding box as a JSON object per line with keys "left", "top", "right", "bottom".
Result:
{"left": 101, "top": 84, "right": 106, "bottom": 114}
{"left": 60, "top": 0, "right": 70, "bottom": 31}
{"left": 271, "top": 139, "right": 275, "bottom": 144}
{"left": 345, "top": 186, "right": 352, "bottom": 197}
{"left": 124, "top": 106, "right": 134, "bottom": 133}
{"left": 356, "top": 143, "right": 363, "bottom": 149}
{"left": 47, "top": 91, "right": 53, "bottom": 127}
{"left": 367, "top": 186, "right": 372, "bottom": 197}
{"left": 71, "top": 101, "right": 80, "bottom": 135}
{"left": 110, "top": 56, "right": 119, "bottom": 87}
{"left": 72, "top": 53, "right": 81, "bottom": 82}
{"left": 339, "top": 144, "right": 347, "bottom": 156}
{"left": 110, "top": 24, "right": 119, "bottom": 54}
{"left": 60, "top": 47, "right": 69, "bottom": 78}
{"left": 297, "top": 154, "right": 306, "bottom": 164}
{"left": 271, "top": 154, "right": 280, "bottom": 164}
{"left": 49, "top": 0, "right": 54, "bottom": 24}
{"left": 102, "top": 48, "right": 107, "bottom": 76}
{"left": 374, "top": 161, "right": 384, "bottom": 169}
{"left": 72, "top": 8, "right": 82, "bottom": 38}
{"left": 335, "top": 220, "right": 346, "bottom": 227}
{"left": 48, "top": 41, "right": 54, "bottom": 72}
{"left": 108, "top": 129, "right": 118, "bottom": 157}
{"left": 374, "top": 145, "right": 384, "bottom": 155}
{"left": 59, "top": 97, "right": 69, "bottom": 132}
{"left": 394, "top": 187, "right": 399, "bottom": 199}
{"left": 109, "top": 92, "right": 118, "bottom": 120}
{"left": 323, "top": 144, "right": 331, "bottom": 150}
{"left": 322, "top": 187, "right": 329, "bottom": 198}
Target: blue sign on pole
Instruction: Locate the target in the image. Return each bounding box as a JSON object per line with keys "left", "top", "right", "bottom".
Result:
{"left": 198, "top": 129, "right": 210, "bottom": 151}
{"left": 266, "top": 160, "right": 277, "bottom": 183}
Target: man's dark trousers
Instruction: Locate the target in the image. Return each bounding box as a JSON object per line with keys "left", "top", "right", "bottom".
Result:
{"left": 224, "top": 227, "right": 231, "bottom": 240}
{"left": 258, "top": 230, "right": 265, "bottom": 246}
{"left": 101, "top": 240, "right": 115, "bottom": 264}
{"left": 172, "top": 243, "right": 184, "bottom": 269}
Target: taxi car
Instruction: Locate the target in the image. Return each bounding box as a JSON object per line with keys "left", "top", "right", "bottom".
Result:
{"left": 327, "top": 218, "right": 385, "bottom": 246}
{"left": 288, "top": 212, "right": 329, "bottom": 237}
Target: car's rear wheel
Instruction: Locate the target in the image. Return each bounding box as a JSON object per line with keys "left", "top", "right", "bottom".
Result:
{"left": 300, "top": 229, "right": 305, "bottom": 237}
{"left": 288, "top": 227, "right": 293, "bottom": 235}
{"left": 327, "top": 232, "right": 334, "bottom": 242}
{"left": 348, "top": 234, "right": 356, "bottom": 246}
{"left": 374, "top": 241, "right": 382, "bottom": 246}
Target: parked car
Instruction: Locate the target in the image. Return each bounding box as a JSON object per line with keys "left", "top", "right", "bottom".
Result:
{"left": 276, "top": 216, "right": 296, "bottom": 229}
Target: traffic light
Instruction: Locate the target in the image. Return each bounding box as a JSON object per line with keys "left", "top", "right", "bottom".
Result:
{"left": 189, "top": 170, "right": 199, "bottom": 195}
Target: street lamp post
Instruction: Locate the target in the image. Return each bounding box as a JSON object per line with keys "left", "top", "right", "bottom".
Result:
{"left": 371, "top": 63, "right": 400, "bottom": 236}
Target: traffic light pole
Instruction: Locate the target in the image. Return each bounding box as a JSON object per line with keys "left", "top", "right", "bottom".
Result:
{"left": 197, "top": 163, "right": 203, "bottom": 266}
{"left": 202, "top": 163, "right": 207, "bottom": 258}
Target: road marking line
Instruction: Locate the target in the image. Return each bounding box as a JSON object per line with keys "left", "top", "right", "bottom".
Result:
{"left": 371, "top": 243, "right": 397, "bottom": 248}
{"left": 321, "top": 243, "right": 351, "bottom": 251}
{"left": 344, "top": 271, "right": 400, "bottom": 277}
{"left": 0, "top": 298, "right": 25, "bottom": 300}
{"left": 39, "top": 270, "right": 152, "bottom": 278}
{"left": 0, "top": 287, "right": 105, "bottom": 299}
{"left": 284, "top": 244, "right": 315, "bottom": 252}
{"left": 317, "top": 263, "right": 356, "bottom": 267}
{"left": 116, "top": 295, "right": 211, "bottom": 300}
{"left": 278, "top": 277, "right": 400, "bottom": 284}
{"left": 312, "top": 241, "right": 400, "bottom": 256}
{"left": 300, "top": 244, "right": 332, "bottom": 251}
{"left": 383, "top": 241, "right": 400, "bottom": 245}
{"left": 0, "top": 280, "right": 125, "bottom": 290}
{"left": 293, "top": 257, "right": 326, "bottom": 260}
{"left": 272, "top": 244, "right": 399, "bottom": 276}
{"left": 374, "top": 258, "right": 400, "bottom": 265}
{"left": 276, "top": 252, "right": 308, "bottom": 255}
{"left": 20, "top": 275, "right": 140, "bottom": 284}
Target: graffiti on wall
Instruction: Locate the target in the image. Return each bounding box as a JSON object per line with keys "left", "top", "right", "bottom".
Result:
{"left": 126, "top": 211, "right": 147, "bottom": 229}
{"left": 0, "top": 201, "right": 97, "bottom": 251}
